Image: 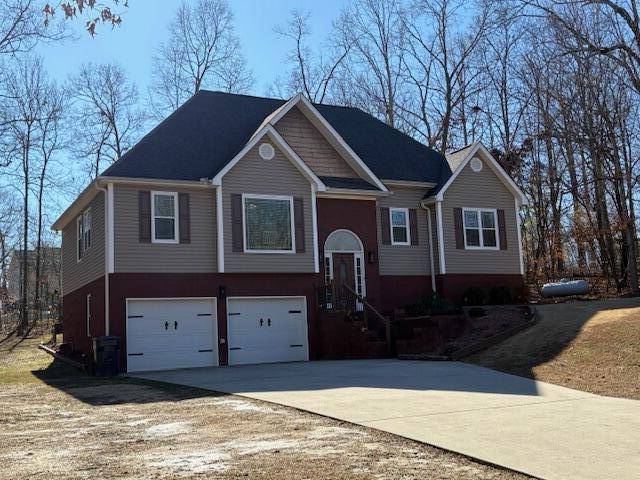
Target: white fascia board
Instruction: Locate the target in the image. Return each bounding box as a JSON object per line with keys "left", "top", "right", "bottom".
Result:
{"left": 250, "top": 93, "right": 302, "bottom": 138}
{"left": 321, "top": 188, "right": 391, "bottom": 198}
{"left": 52, "top": 180, "right": 99, "bottom": 231}
{"left": 435, "top": 142, "right": 527, "bottom": 205}
{"left": 211, "top": 124, "right": 326, "bottom": 192}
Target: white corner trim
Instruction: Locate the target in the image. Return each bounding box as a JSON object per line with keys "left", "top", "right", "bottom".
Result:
{"left": 311, "top": 185, "right": 319, "bottom": 273}
{"left": 436, "top": 142, "right": 527, "bottom": 205}
{"left": 436, "top": 201, "right": 446, "bottom": 274}
{"left": 216, "top": 186, "right": 224, "bottom": 273}
{"left": 425, "top": 206, "right": 437, "bottom": 293}
{"left": 211, "top": 124, "right": 326, "bottom": 192}
{"left": 107, "top": 183, "right": 114, "bottom": 274}
{"left": 515, "top": 197, "right": 525, "bottom": 275}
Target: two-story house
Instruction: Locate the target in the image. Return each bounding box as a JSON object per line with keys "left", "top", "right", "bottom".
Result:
{"left": 52, "top": 91, "right": 527, "bottom": 372}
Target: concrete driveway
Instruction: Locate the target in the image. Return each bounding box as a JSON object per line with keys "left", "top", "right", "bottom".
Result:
{"left": 132, "top": 360, "right": 640, "bottom": 480}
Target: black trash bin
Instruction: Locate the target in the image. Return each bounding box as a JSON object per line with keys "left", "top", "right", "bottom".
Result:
{"left": 92, "top": 336, "right": 120, "bottom": 376}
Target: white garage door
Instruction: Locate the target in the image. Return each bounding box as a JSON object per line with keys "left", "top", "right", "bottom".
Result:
{"left": 126, "top": 298, "right": 217, "bottom": 372}
{"left": 227, "top": 297, "right": 308, "bottom": 366}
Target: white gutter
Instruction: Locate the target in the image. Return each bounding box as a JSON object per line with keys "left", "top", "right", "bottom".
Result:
{"left": 95, "top": 183, "right": 110, "bottom": 336}
{"left": 425, "top": 206, "right": 437, "bottom": 293}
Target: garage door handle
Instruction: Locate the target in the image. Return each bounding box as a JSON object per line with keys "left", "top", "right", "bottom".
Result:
{"left": 164, "top": 321, "right": 168, "bottom": 330}
{"left": 174, "top": 321, "right": 178, "bottom": 330}
{"left": 267, "top": 318, "right": 271, "bottom": 327}
{"left": 259, "top": 318, "right": 263, "bottom": 327}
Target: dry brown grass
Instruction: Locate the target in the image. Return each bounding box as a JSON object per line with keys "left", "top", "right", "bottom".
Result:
{"left": 0, "top": 336, "right": 529, "bottom": 479}
{"left": 467, "top": 298, "right": 640, "bottom": 400}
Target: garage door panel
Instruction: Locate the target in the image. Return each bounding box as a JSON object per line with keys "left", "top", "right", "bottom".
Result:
{"left": 227, "top": 297, "right": 308, "bottom": 366}
{"left": 126, "top": 298, "right": 217, "bottom": 372}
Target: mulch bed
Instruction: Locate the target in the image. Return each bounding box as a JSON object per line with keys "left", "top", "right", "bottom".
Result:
{"left": 442, "top": 306, "right": 533, "bottom": 356}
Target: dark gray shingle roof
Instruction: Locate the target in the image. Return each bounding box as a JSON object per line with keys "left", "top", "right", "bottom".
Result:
{"left": 319, "top": 176, "right": 380, "bottom": 191}
{"left": 103, "top": 91, "right": 449, "bottom": 185}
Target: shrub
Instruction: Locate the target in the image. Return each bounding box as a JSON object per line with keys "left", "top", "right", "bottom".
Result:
{"left": 404, "top": 293, "right": 455, "bottom": 316}
{"left": 468, "top": 306, "right": 486, "bottom": 318}
{"left": 489, "top": 286, "right": 513, "bottom": 305}
{"left": 460, "top": 286, "right": 486, "bottom": 306}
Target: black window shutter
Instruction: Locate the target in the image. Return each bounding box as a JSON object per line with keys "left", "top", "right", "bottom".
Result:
{"left": 294, "top": 197, "right": 305, "bottom": 252}
{"left": 139, "top": 191, "right": 151, "bottom": 243}
{"left": 231, "top": 193, "right": 243, "bottom": 252}
{"left": 409, "top": 209, "right": 419, "bottom": 245}
{"left": 380, "top": 207, "right": 391, "bottom": 245}
{"left": 453, "top": 207, "right": 464, "bottom": 249}
{"left": 497, "top": 209, "right": 507, "bottom": 250}
{"left": 178, "top": 192, "right": 190, "bottom": 244}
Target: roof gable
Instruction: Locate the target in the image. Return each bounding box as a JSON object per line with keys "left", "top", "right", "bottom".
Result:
{"left": 102, "top": 91, "right": 449, "bottom": 187}
{"left": 212, "top": 125, "right": 325, "bottom": 190}
{"left": 275, "top": 106, "right": 358, "bottom": 179}
{"left": 431, "top": 142, "right": 527, "bottom": 205}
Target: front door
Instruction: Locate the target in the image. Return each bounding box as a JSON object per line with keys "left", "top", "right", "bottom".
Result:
{"left": 332, "top": 252, "right": 356, "bottom": 310}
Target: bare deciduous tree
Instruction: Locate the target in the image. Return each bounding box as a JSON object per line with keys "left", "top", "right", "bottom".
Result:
{"left": 150, "top": 0, "right": 253, "bottom": 117}
{"left": 70, "top": 63, "right": 144, "bottom": 178}
{"left": 274, "top": 10, "right": 350, "bottom": 103}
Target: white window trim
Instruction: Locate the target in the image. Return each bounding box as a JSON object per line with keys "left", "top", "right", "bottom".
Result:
{"left": 242, "top": 193, "right": 296, "bottom": 254}
{"left": 83, "top": 208, "right": 92, "bottom": 250}
{"left": 462, "top": 207, "right": 500, "bottom": 250}
{"left": 389, "top": 207, "right": 411, "bottom": 246}
{"left": 76, "top": 208, "right": 92, "bottom": 262}
{"left": 151, "top": 191, "right": 179, "bottom": 244}
{"left": 76, "top": 215, "right": 83, "bottom": 262}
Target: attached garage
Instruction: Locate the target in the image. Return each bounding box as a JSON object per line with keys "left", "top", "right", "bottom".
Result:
{"left": 126, "top": 297, "right": 218, "bottom": 372}
{"left": 226, "top": 296, "right": 308, "bottom": 366}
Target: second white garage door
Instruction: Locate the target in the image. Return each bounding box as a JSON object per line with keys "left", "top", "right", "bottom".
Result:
{"left": 226, "top": 297, "right": 308, "bottom": 366}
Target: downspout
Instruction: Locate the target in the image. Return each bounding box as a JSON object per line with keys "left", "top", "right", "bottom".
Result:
{"left": 95, "top": 182, "right": 110, "bottom": 336}
{"left": 423, "top": 205, "right": 437, "bottom": 294}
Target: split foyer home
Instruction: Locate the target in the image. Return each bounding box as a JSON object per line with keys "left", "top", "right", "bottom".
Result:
{"left": 52, "top": 91, "right": 527, "bottom": 373}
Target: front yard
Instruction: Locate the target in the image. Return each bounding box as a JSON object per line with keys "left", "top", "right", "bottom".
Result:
{"left": 0, "top": 335, "right": 527, "bottom": 480}
{"left": 467, "top": 298, "right": 640, "bottom": 400}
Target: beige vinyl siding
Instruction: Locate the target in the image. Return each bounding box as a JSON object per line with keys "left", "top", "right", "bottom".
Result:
{"left": 276, "top": 106, "right": 358, "bottom": 178}
{"left": 377, "top": 187, "right": 431, "bottom": 276}
{"left": 113, "top": 185, "right": 216, "bottom": 272}
{"left": 61, "top": 191, "right": 105, "bottom": 294}
{"left": 442, "top": 162, "right": 520, "bottom": 274}
{"left": 222, "top": 137, "right": 314, "bottom": 273}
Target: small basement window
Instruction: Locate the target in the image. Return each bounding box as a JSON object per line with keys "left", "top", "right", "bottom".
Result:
{"left": 152, "top": 191, "right": 179, "bottom": 243}
{"left": 463, "top": 208, "right": 498, "bottom": 249}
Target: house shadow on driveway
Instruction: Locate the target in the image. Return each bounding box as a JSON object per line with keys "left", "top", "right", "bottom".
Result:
{"left": 31, "top": 357, "right": 227, "bottom": 406}
{"left": 131, "top": 358, "right": 549, "bottom": 399}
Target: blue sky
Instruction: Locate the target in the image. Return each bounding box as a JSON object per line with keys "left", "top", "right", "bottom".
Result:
{"left": 40, "top": 0, "right": 350, "bottom": 96}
